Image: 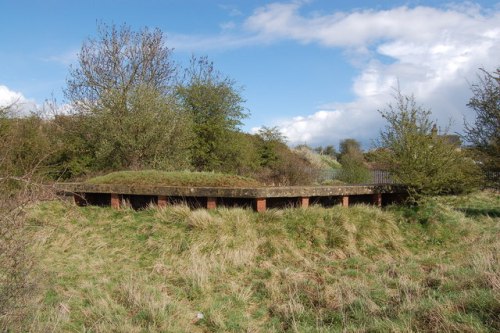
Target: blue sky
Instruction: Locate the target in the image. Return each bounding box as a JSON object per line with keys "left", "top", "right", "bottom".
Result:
{"left": 1, "top": 0, "right": 499, "bottom": 148}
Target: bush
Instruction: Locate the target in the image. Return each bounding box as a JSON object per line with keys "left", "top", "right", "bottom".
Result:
{"left": 0, "top": 106, "right": 41, "bottom": 331}
{"left": 464, "top": 67, "right": 500, "bottom": 188}
{"left": 253, "top": 128, "right": 318, "bottom": 185}
{"left": 338, "top": 154, "right": 371, "bottom": 184}
{"left": 0, "top": 202, "right": 36, "bottom": 331}
{"left": 264, "top": 148, "right": 318, "bottom": 185}
{"left": 376, "top": 91, "right": 481, "bottom": 200}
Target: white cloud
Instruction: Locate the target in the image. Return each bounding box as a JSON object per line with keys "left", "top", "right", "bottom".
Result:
{"left": 0, "top": 85, "right": 25, "bottom": 107}
{"left": 220, "top": 21, "right": 237, "bottom": 30}
{"left": 45, "top": 49, "right": 79, "bottom": 66}
{"left": 218, "top": 4, "right": 243, "bottom": 17}
{"left": 0, "top": 85, "right": 72, "bottom": 117}
{"left": 168, "top": 32, "right": 264, "bottom": 52}
{"left": 0, "top": 85, "right": 38, "bottom": 115}
{"left": 244, "top": 2, "right": 500, "bottom": 147}
{"left": 244, "top": 2, "right": 496, "bottom": 47}
{"left": 279, "top": 95, "right": 386, "bottom": 147}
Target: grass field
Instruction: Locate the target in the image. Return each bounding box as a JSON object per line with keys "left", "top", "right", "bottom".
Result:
{"left": 16, "top": 191, "right": 500, "bottom": 332}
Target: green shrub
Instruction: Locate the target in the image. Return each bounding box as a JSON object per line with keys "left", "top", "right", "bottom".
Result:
{"left": 376, "top": 91, "right": 482, "bottom": 200}
{"left": 338, "top": 154, "right": 371, "bottom": 184}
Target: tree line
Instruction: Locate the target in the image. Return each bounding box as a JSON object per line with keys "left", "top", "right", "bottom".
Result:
{"left": 0, "top": 23, "right": 498, "bottom": 195}
{"left": 0, "top": 24, "right": 322, "bottom": 187}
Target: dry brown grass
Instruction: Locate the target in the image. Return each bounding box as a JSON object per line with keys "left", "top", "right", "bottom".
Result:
{"left": 7, "top": 190, "right": 499, "bottom": 332}
{"left": 0, "top": 182, "right": 57, "bottom": 331}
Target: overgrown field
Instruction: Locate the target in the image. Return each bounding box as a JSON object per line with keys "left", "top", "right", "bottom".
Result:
{"left": 18, "top": 192, "right": 500, "bottom": 332}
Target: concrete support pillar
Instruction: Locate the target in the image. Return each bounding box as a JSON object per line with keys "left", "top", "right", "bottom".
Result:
{"left": 207, "top": 197, "right": 217, "bottom": 210}
{"left": 255, "top": 198, "right": 266, "bottom": 212}
{"left": 372, "top": 193, "right": 382, "bottom": 207}
{"left": 74, "top": 193, "right": 86, "bottom": 206}
{"left": 158, "top": 195, "right": 168, "bottom": 208}
{"left": 341, "top": 195, "right": 349, "bottom": 207}
{"left": 111, "top": 193, "right": 120, "bottom": 209}
{"left": 300, "top": 197, "right": 310, "bottom": 208}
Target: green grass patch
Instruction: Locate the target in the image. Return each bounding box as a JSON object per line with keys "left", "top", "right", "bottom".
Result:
{"left": 86, "top": 170, "right": 261, "bottom": 187}
{"left": 19, "top": 191, "right": 500, "bottom": 332}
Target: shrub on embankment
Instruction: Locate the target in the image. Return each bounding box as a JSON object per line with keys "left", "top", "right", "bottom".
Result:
{"left": 12, "top": 190, "right": 499, "bottom": 332}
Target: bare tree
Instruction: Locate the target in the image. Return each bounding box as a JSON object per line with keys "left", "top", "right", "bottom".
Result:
{"left": 66, "top": 22, "right": 176, "bottom": 113}
{"left": 0, "top": 104, "right": 45, "bottom": 331}
{"left": 64, "top": 23, "right": 192, "bottom": 171}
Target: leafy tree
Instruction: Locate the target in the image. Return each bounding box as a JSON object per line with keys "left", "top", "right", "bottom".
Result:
{"left": 339, "top": 138, "right": 363, "bottom": 160}
{"left": 338, "top": 139, "right": 370, "bottom": 184}
{"left": 229, "top": 132, "right": 261, "bottom": 176}
{"left": 48, "top": 113, "right": 96, "bottom": 178}
{"left": 64, "top": 23, "right": 192, "bottom": 172}
{"left": 464, "top": 67, "right": 500, "bottom": 186}
{"left": 176, "top": 56, "right": 248, "bottom": 171}
{"left": 314, "top": 145, "right": 337, "bottom": 158}
{"left": 257, "top": 126, "right": 287, "bottom": 168}
{"left": 376, "top": 91, "right": 480, "bottom": 200}
{"left": 323, "top": 145, "right": 337, "bottom": 158}
{"left": 0, "top": 105, "right": 54, "bottom": 180}
{"left": 338, "top": 155, "right": 371, "bottom": 184}
{"left": 247, "top": 127, "right": 316, "bottom": 185}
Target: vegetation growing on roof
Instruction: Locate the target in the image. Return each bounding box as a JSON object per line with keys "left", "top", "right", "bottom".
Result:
{"left": 86, "top": 170, "right": 261, "bottom": 187}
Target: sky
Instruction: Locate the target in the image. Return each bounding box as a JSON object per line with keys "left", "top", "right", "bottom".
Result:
{"left": 1, "top": 0, "right": 499, "bottom": 149}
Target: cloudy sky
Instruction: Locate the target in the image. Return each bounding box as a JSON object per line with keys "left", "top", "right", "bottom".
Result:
{"left": 1, "top": 0, "right": 499, "bottom": 148}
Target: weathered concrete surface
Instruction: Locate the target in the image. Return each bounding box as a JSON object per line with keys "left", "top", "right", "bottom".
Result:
{"left": 56, "top": 183, "right": 408, "bottom": 211}
{"left": 55, "top": 183, "right": 406, "bottom": 198}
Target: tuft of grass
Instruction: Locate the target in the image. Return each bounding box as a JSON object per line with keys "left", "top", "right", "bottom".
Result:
{"left": 17, "top": 191, "right": 500, "bottom": 332}
{"left": 85, "top": 170, "right": 261, "bottom": 187}
{"left": 186, "top": 209, "right": 219, "bottom": 230}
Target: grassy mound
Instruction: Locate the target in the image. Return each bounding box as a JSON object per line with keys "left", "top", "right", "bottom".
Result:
{"left": 21, "top": 191, "right": 500, "bottom": 332}
{"left": 86, "top": 170, "right": 261, "bottom": 187}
